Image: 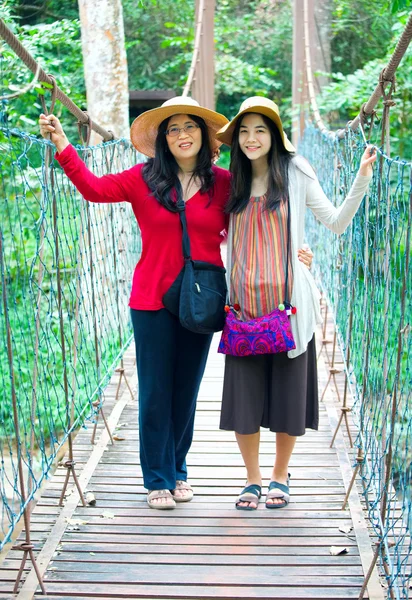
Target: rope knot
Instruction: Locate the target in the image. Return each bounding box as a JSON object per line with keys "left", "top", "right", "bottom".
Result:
{"left": 39, "top": 75, "right": 57, "bottom": 116}
{"left": 77, "top": 112, "right": 93, "bottom": 147}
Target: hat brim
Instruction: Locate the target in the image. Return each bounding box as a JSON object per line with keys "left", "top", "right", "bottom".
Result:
{"left": 216, "top": 106, "right": 295, "bottom": 153}
{"left": 130, "top": 104, "right": 229, "bottom": 158}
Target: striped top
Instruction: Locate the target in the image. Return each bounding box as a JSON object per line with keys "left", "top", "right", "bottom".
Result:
{"left": 230, "top": 195, "right": 293, "bottom": 321}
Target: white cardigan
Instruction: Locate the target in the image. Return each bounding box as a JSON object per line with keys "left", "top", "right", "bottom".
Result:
{"left": 287, "top": 155, "right": 372, "bottom": 358}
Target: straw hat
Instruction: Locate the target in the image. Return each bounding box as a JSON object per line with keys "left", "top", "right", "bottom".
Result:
{"left": 216, "top": 96, "right": 295, "bottom": 152}
{"left": 130, "top": 96, "right": 229, "bottom": 157}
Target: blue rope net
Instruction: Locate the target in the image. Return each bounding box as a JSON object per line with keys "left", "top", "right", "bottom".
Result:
{"left": 301, "top": 124, "right": 411, "bottom": 599}
{"left": 0, "top": 111, "right": 141, "bottom": 550}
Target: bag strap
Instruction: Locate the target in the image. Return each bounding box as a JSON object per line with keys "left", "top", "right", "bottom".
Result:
{"left": 226, "top": 196, "right": 292, "bottom": 306}
{"left": 175, "top": 197, "right": 191, "bottom": 260}
{"left": 284, "top": 197, "right": 291, "bottom": 305}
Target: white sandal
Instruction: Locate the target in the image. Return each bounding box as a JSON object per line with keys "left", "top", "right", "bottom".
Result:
{"left": 171, "top": 480, "right": 194, "bottom": 503}
{"left": 147, "top": 489, "right": 176, "bottom": 510}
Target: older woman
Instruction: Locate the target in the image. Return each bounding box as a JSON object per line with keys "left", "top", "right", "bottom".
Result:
{"left": 39, "top": 97, "right": 231, "bottom": 509}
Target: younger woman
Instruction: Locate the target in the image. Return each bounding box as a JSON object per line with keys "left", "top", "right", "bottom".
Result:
{"left": 216, "top": 97, "right": 376, "bottom": 510}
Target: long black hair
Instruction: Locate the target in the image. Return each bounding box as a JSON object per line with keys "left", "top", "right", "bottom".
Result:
{"left": 225, "top": 114, "right": 294, "bottom": 214}
{"left": 142, "top": 114, "right": 215, "bottom": 212}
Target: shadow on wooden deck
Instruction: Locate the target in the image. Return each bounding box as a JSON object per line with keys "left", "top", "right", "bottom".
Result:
{"left": 0, "top": 329, "right": 383, "bottom": 600}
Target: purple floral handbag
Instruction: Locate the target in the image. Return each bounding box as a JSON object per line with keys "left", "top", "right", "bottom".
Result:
{"left": 218, "top": 199, "right": 296, "bottom": 357}
{"left": 218, "top": 306, "right": 296, "bottom": 357}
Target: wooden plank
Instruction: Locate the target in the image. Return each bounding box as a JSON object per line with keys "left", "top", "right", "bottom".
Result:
{"left": 49, "top": 554, "right": 362, "bottom": 566}
{"left": 44, "top": 562, "right": 363, "bottom": 576}
{"left": 43, "top": 567, "right": 364, "bottom": 586}
{"left": 42, "top": 542, "right": 362, "bottom": 556}
{"left": 28, "top": 524, "right": 356, "bottom": 537}
{"left": 26, "top": 533, "right": 359, "bottom": 546}
{"left": 31, "top": 515, "right": 355, "bottom": 528}
{"left": 3, "top": 554, "right": 364, "bottom": 567}
{"left": 32, "top": 582, "right": 366, "bottom": 598}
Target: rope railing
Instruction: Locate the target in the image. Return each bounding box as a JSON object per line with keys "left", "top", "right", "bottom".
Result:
{"left": 301, "top": 124, "right": 411, "bottom": 600}
{"left": 0, "top": 18, "right": 115, "bottom": 141}
{"left": 301, "top": 9, "right": 412, "bottom": 599}
{"left": 0, "top": 117, "right": 141, "bottom": 592}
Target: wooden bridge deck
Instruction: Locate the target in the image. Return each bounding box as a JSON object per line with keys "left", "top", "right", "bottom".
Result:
{"left": 1, "top": 329, "right": 383, "bottom": 600}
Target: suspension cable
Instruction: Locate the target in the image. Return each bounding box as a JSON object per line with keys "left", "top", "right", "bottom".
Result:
{"left": 182, "top": 0, "right": 205, "bottom": 97}
{"left": 303, "top": 0, "right": 330, "bottom": 136}
{"left": 0, "top": 18, "right": 114, "bottom": 141}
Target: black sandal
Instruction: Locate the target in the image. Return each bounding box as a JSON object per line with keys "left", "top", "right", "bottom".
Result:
{"left": 235, "top": 484, "right": 262, "bottom": 511}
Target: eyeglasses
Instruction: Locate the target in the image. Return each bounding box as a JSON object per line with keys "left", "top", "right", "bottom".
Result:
{"left": 165, "top": 123, "right": 200, "bottom": 137}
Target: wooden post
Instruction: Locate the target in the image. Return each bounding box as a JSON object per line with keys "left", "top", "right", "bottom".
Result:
{"left": 292, "top": 1, "right": 306, "bottom": 147}
{"left": 192, "top": 0, "right": 215, "bottom": 109}
{"left": 292, "top": 0, "right": 331, "bottom": 146}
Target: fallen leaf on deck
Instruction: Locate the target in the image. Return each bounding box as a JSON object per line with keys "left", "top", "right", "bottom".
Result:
{"left": 330, "top": 546, "right": 349, "bottom": 556}
{"left": 100, "top": 511, "right": 115, "bottom": 519}
{"left": 339, "top": 525, "right": 353, "bottom": 534}
{"left": 113, "top": 435, "right": 126, "bottom": 441}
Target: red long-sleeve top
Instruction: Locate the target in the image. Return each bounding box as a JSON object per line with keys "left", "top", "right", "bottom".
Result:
{"left": 56, "top": 144, "right": 231, "bottom": 310}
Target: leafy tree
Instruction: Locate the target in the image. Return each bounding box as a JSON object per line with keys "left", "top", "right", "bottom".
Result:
{"left": 318, "top": 11, "right": 412, "bottom": 157}
{"left": 330, "top": 2, "right": 397, "bottom": 75}
{"left": 1, "top": 2, "right": 85, "bottom": 138}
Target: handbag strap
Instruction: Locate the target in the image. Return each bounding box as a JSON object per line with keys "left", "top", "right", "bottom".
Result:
{"left": 226, "top": 196, "right": 292, "bottom": 306}
{"left": 175, "top": 197, "right": 191, "bottom": 260}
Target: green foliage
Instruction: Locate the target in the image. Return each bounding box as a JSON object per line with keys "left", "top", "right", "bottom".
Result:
{"left": 330, "top": 3, "right": 397, "bottom": 75}
{"left": 121, "top": 0, "right": 292, "bottom": 119}
{"left": 318, "top": 12, "right": 412, "bottom": 157}
{"left": 214, "top": 0, "right": 292, "bottom": 118}
{"left": 1, "top": 2, "right": 85, "bottom": 139}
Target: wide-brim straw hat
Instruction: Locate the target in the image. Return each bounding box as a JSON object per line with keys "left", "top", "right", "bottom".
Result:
{"left": 130, "top": 96, "right": 229, "bottom": 158}
{"left": 216, "top": 96, "right": 295, "bottom": 152}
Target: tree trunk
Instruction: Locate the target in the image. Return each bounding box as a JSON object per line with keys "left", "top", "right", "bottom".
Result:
{"left": 78, "top": 0, "right": 129, "bottom": 141}
{"left": 77, "top": 0, "right": 132, "bottom": 369}
{"left": 192, "top": 0, "right": 215, "bottom": 110}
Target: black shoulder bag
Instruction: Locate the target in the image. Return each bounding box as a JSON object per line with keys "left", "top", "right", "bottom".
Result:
{"left": 162, "top": 197, "right": 227, "bottom": 334}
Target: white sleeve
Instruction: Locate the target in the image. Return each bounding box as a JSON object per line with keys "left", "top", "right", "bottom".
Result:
{"left": 302, "top": 160, "right": 372, "bottom": 235}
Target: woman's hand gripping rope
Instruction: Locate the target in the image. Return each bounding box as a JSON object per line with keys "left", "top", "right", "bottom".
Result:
{"left": 39, "top": 113, "right": 70, "bottom": 154}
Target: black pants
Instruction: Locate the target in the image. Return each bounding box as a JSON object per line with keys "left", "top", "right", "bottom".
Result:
{"left": 131, "top": 309, "right": 213, "bottom": 490}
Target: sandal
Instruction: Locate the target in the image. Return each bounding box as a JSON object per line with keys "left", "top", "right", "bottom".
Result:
{"left": 147, "top": 489, "right": 176, "bottom": 510}
{"left": 265, "top": 474, "right": 290, "bottom": 509}
{"left": 171, "top": 480, "right": 194, "bottom": 503}
{"left": 235, "top": 484, "right": 262, "bottom": 511}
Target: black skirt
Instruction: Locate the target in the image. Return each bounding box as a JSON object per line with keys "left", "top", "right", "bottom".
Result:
{"left": 219, "top": 336, "right": 318, "bottom": 436}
